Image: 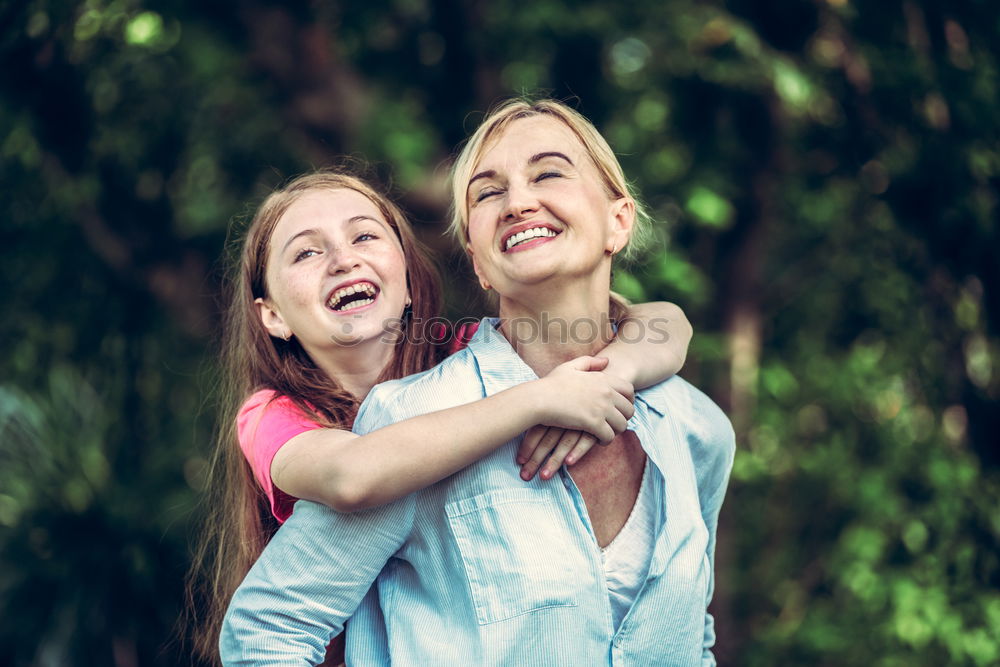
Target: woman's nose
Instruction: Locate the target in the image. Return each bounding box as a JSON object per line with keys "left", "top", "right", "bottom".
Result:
{"left": 502, "top": 182, "right": 539, "bottom": 221}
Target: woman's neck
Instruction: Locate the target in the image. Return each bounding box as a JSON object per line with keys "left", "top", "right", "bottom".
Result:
{"left": 498, "top": 276, "right": 615, "bottom": 377}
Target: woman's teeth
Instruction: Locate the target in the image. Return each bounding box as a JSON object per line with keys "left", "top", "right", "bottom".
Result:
{"left": 327, "top": 282, "right": 378, "bottom": 311}
{"left": 505, "top": 227, "right": 557, "bottom": 251}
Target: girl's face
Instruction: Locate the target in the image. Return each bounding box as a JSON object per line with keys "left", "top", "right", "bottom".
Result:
{"left": 256, "top": 187, "right": 410, "bottom": 354}
{"left": 464, "top": 115, "right": 633, "bottom": 296}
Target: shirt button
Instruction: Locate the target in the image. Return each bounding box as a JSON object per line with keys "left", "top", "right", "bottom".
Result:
{"left": 613, "top": 636, "right": 623, "bottom": 648}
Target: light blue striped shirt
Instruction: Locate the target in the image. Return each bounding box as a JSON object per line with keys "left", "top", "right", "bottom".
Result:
{"left": 220, "top": 319, "right": 735, "bottom": 666}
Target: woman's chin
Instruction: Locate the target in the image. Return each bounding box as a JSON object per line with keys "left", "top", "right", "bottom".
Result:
{"left": 499, "top": 259, "right": 606, "bottom": 293}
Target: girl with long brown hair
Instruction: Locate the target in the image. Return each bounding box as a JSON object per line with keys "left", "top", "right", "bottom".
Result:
{"left": 189, "top": 170, "right": 692, "bottom": 662}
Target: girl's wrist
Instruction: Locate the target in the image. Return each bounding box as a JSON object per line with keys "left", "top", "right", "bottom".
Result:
{"left": 519, "top": 377, "right": 552, "bottom": 426}
{"left": 611, "top": 324, "right": 644, "bottom": 384}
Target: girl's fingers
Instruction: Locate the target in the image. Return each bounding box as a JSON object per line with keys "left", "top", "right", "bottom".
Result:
{"left": 593, "top": 421, "right": 615, "bottom": 445}
{"left": 612, "top": 391, "right": 635, "bottom": 422}
{"left": 606, "top": 412, "right": 628, "bottom": 438}
{"left": 567, "top": 355, "right": 609, "bottom": 373}
{"left": 605, "top": 375, "right": 635, "bottom": 403}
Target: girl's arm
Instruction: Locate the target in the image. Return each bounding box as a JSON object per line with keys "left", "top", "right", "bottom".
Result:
{"left": 269, "top": 356, "right": 634, "bottom": 512}
{"left": 517, "top": 301, "right": 693, "bottom": 480}
{"left": 604, "top": 300, "right": 692, "bottom": 388}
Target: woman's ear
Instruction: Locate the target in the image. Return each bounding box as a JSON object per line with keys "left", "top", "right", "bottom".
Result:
{"left": 466, "top": 245, "right": 492, "bottom": 290}
{"left": 255, "top": 297, "right": 291, "bottom": 340}
{"left": 606, "top": 197, "right": 636, "bottom": 255}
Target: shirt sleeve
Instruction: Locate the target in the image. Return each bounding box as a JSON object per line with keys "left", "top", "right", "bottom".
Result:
{"left": 236, "top": 390, "right": 323, "bottom": 523}
{"left": 220, "top": 386, "right": 416, "bottom": 665}
{"left": 689, "top": 390, "right": 736, "bottom": 666}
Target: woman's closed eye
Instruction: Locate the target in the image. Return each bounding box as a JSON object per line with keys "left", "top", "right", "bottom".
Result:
{"left": 472, "top": 171, "right": 561, "bottom": 204}
{"left": 475, "top": 188, "right": 502, "bottom": 203}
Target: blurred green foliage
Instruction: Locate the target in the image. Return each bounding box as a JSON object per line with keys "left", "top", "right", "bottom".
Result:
{"left": 1, "top": 0, "right": 997, "bottom": 664}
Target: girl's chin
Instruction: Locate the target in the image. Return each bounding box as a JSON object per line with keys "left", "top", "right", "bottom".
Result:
{"left": 326, "top": 320, "right": 403, "bottom": 349}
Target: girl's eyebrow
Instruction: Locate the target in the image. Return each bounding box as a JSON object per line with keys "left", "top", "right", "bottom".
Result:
{"left": 467, "top": 152, "right": 574, "bottom": 191}
{"left": 345, "top": 215, "right": 382, "bottom": 226}
{"left": 281, "top": 228, "right": 318, "bottom": 253}
{"left": 280, "top": 216, "right": 384, "bottom": 252}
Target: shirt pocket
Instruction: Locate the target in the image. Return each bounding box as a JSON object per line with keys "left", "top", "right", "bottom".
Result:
{"left": 446, "top": 488, "right": 580, "bottom": 625}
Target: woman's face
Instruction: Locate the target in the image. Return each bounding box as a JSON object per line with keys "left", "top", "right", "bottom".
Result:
{"left": 464, "top": 115, "right": 632, "bottom": 297}
{"left": 256, "top": 187, "right": 410, "bottom": 353}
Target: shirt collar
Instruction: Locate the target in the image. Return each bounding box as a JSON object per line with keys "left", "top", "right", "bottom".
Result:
{"left": 467, "top": 318, "right": 539, "bottom": 397}
{"left": 466, "top": 318, "right": 669, "bottom": 417}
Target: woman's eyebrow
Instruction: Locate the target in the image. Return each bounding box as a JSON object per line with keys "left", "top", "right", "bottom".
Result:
{"left": 467, "top": 151, "right": 574, "bottom": 191}
{"left": 467, "top": 169, "right": 496, "bottom": 189}
{"left": 529, "top": 151, "right": 574, "bottom": 166}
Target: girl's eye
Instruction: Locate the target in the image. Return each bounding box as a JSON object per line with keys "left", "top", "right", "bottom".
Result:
{"left": 293, "top": 248, "right": 319, "bottom": 262}
{"left": 536, "top": 171, "right": 562, "bottom": 182}
{"left": 354, "top": 232, "right": 378, "bottom": 243}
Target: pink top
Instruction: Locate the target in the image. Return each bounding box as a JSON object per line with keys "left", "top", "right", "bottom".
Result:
{"left": 237, "top": 320, "right": 480, "bottom": 522}
{"left": 237, "top": 390, "right": 323, "bottom": 522}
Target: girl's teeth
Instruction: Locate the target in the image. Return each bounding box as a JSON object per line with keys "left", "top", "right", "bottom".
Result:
{"left": 341, "top": 298, "right": 373, "bottom": 310}
{"left": 328, "top": 282, "right": 377, "bottom": 310}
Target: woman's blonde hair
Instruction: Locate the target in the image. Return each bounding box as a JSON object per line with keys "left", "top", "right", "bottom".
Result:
{"left": 449, "top": 98, "right": 651, "bottom": 261}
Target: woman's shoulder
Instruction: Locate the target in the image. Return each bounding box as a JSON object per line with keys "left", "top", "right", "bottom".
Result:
{"left": 644, "top": 377, "right": 735, "bottom": 467}
{"left": 356, "top": 348, "right": 486, "bottom": 432}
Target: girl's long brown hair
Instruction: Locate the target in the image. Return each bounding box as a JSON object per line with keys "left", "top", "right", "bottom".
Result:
{"left": 186, "top": 171, "right": 442, "bottom": 661}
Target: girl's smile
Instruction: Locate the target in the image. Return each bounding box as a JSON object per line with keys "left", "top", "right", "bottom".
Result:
{"left": 256, "top": 188, "right": 410, "bottom": 354}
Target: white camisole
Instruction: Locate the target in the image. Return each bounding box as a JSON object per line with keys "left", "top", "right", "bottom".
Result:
{"left": 600, "top": 458, "right": 657, "bottom": 631}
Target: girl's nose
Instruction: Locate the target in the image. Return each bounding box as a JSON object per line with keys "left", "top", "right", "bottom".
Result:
{"left": 327, "top": 246, "right": 362, "bottom": 274}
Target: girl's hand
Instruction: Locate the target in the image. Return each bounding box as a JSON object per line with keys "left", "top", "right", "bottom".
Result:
{"left": 517, "top": 356, "right": 634, "bottom": 480}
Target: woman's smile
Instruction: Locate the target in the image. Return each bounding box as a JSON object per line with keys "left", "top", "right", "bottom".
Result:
{"left": 500, "top": 222, "right": 562, "bottom": 253}
{"left": 465, "top": 115, "right": 628, "bottom": 293}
